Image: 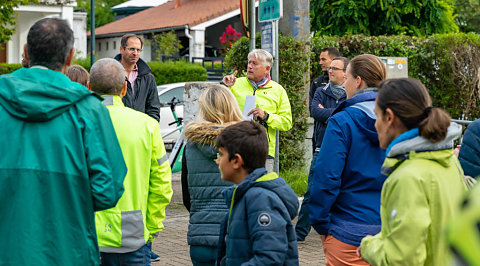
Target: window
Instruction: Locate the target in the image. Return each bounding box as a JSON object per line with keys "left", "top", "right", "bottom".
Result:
{"left": 113, "top": 41, "right": 116, "bottom": 50}
{"left": 158, "top": 86, "right": 184, "bottom": 107}
{"left": 98, "top": 42, "right": 101, "bottom": 51}
{"left": 106, "top": 41, "right": 109, "bottom": 50}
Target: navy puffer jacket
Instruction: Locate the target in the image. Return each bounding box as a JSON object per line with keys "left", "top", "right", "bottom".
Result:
{"left": 217, "top": 168, "right": 299, "bottom": 266}
{"left": 459, "top": 119, "right": 480, "bottom": 178}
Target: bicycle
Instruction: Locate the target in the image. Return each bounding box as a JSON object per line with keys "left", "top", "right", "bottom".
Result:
{"left": 161, "top": 96, "right": 184, "bottom": 172}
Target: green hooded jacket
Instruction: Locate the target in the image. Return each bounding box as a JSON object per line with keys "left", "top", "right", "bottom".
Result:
{"left": 0, "top": 67, "right": 127, "bottom": 265}
{"left": 360, "top": 124, "right": 468, "bottom": 265}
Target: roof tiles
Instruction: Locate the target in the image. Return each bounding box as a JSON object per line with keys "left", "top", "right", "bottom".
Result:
{"left": 93, "top": 0, "right": 240, "bottom": 37}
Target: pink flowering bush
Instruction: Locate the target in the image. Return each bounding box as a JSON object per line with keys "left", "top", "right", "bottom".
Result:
{"left": 219, "top": 25, "right": 242, "bottom": 54}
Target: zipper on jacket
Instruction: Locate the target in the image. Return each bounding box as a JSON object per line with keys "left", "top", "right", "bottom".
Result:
{"left": 227, "top": 186, "right": 238, "bottom": 233}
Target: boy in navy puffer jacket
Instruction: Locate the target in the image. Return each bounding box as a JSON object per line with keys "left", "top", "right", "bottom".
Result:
{"left": 215, "top": 121, "right": 299, "bottom": 266}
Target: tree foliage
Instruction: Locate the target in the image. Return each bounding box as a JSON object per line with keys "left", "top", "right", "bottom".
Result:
{"left": 0, "top": 0, "right": 34, "bottom": 44}
{"left": 76, "top": 0, "right": 124, "bottom": 30}
{"left": 454, "top": 0, "right": 480, "bottom": 33}
{"left": 311, "top": 34, "right": 480, "bottom": 120}
{"left": 151, "top": 31, "right": 183, "bottom": 61}
{"left": 311, "top": 0, "right": 458, "bottom": 36}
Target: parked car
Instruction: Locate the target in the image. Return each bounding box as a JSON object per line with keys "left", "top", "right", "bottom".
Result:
{"left": 157, "top": 82, "right": 185, "bottom": 147}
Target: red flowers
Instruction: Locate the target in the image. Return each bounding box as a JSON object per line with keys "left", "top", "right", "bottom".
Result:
{"left": 219, "top": 25, "right": 242, "bottom": 53}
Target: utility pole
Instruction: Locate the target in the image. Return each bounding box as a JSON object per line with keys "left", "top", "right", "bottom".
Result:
{"left": 249, "top": 0, "right": 256, "bottom": 51}
{"left": 278, "top": 0, "right": 310, "bottom": 41}
{"left": 90, "top": 0, "right": 95, "bottom": 67}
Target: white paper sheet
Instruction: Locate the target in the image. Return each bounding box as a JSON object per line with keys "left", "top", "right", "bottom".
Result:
{"left": 242, "top": 95, "right": 256, "bottom": 120}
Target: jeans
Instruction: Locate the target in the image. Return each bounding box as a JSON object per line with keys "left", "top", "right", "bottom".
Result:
{"left": 190, "top": 245, "right": 217, "bottom": 266}
{"left": 100, "top": 244, "right": 151, "bottom": 266}
{"left": 295, "top": 150, "right": 319, "bottom": 240}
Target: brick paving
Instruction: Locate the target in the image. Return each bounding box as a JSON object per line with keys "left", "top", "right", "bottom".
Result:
{"left": 152, "top": 203, "right": 326, "bottom": 266}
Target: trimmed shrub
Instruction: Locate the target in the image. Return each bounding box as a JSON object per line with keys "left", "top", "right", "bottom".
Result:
{"left": 311, "top": 34, "right": 480, "bottom": 120}
{"left": 72, "top": 57, "right": 92, "bottom": 72}
{"left": 225, "top": 35, "right": 309, "bottom": 170}
{"left": 148, "top": 60, "right": 207, "bottom": 85}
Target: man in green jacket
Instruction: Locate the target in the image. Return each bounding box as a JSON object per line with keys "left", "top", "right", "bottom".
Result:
{"left": 0, "top": 18, "right": 127, "bottom": 265}
{"left": 222, "top": 49, "right": 292, "bottom": 170}
{"left": 89, "top": 58, "right": 173, "bottom": 264}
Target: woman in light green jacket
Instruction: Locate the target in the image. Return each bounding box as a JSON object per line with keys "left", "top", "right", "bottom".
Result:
{"left": 358, "top": 78, "right": 468, "bottom": 265}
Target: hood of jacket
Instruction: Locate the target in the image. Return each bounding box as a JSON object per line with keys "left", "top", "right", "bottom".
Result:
{"left": 382, "top": 123, "right": 462, "bottom": 175}
{"left": 114, "top": 54, "right": 151, "bottom": 77}
{"left": 183, "top": 121, "right": 239, "bottom": 146}
{"left": 223, "top": 168, "right": 299, "bottom": 220}
{"left": 334, "top": 91, "right": 379, "bottom": 145}
{"left": 0, "top": 67, "right": 96, "bottom": 122}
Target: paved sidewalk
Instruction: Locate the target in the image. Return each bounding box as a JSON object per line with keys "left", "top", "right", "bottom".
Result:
{"left": 152, "top": 203, "right": 326, "bottom": 265}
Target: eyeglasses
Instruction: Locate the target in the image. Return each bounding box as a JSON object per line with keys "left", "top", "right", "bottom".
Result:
{"left": 126, "top": 47, "right": 142, "bottom": 53}
{"left": 327, "top": 66, "right": 345, "bottom": 72}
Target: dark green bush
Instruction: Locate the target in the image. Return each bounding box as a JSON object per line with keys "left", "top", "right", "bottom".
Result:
{"left": 148, "top": 60, "right": 207, "bottom": 85}
{"left": 311, "top": 34, "right": 480, "bottom": 120}
{"left": 0, "top": 63, "right": 22, "bottom": 74}
{"left": 225, "top": 35, "right": 309, "bottom": 170}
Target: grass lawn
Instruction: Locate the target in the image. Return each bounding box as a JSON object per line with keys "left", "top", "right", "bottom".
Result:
{"left": 281, "top": 168, "right": 308, "bottom": 196}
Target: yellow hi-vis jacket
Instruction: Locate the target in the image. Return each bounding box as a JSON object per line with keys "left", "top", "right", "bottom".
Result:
{"left": 95, "top": 95, "right": 173, "bottom": 253}
{"left": 229, "top": 77, "right": 293, "bottom": 157}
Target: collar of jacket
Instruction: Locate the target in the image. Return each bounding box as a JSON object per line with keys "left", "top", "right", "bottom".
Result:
{"left": 245, "top": 77, "right": 273, "bottom": 90}
{"left": 114, "top": 54, "right": 152, "bottom": 77}
{"left": 101, "top": 95, "right": 124, "bottom": 107}
{"left": 183, "top": 121, "right": 239, "bottom": 146}
{"left": 332, "top": 88, "right": 377, "bottom": 116}
{"left": 381, "top": 123, "right": 462, "bottom": 175}
{"left": 322, "top": 82, "right": 347, "bottom": 99}
{"left": 223, "top": 168, "right": 273, "bottom": 206}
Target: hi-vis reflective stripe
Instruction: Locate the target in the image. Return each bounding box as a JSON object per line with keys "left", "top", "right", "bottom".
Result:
{"left": 99, "top": 209, "right": 145, "bottom": 253}
{"left": 157, "top": 154, "right": 168, "bottom": 165}
{"left": 102, "top": 96, "right": 114, "bottom": 106}
{"left": 227, "top": 186, "right": 238, "bottom": 233}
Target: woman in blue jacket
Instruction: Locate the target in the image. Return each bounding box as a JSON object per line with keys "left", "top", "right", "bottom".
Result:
{"left": 181, "top": 84, "right": 243, "bottom": 266}
{"left": 458, "top": 67, "right": 480, "bottom": 178}
{"left": 309, "top": 54, "right": 387, "bottom": 265}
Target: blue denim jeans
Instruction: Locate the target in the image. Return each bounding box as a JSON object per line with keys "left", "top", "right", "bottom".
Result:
{"left": 100, "top": 243, "right": 151, "bottom": 266}
{"left": 295, "top": 150, "right": 319, "bottom": 240}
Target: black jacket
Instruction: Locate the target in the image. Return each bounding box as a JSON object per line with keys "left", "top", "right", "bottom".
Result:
{"left": 114, "top": 54, "right": 160, "bottom": 121}
{"left": 309, "top": 73, "right": 329, "bottom": 115}
{"left": 311, "top": 83, "right": 346, "bottom": 149}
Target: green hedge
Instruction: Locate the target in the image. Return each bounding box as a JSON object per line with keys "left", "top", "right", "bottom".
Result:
{"left": 311, "top": 34, "right": 480, "bottom": 120}
{"left": 225, "top": 35, "right": 309, "bottom": 170}
{"left": 1, "top": 59, "right": 208, "bottom": 86}
{"left": 0, "top": 63, "right": 22, "bottom": 75}
{"left": 148, "top": 61, "right": 207, "bottom": 85}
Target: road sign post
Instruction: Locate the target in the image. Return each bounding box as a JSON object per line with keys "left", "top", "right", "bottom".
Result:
{"left": 259, "top": 0, "right": 282, "bottom": 173}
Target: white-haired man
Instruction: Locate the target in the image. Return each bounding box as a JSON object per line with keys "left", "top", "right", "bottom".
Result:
{"left": 222, "top": 49, "right": 292, "bottom": 171}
